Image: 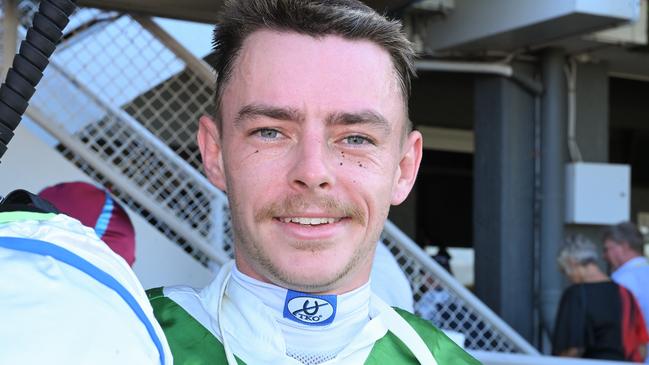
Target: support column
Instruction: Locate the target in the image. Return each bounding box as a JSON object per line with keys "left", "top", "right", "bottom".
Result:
{"left": 474, "top": 74, "right": 536, "bottom": 342}
{"left": 539, "top": 48, "right": 567, "bottom": 341}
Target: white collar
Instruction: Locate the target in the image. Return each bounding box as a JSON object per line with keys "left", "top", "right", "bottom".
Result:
{"left": 201, "top": 260, "right": 437, "bottom": 365}
{"left": 229, "top": 265, "right": 371, "bottom": 356}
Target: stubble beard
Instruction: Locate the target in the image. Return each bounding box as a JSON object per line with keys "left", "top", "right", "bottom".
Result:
{"left": 253, "top": 237, "right": 371, "bottom": 292}
{"left": 231, "top": 194, "right": 379, "bottom": 293}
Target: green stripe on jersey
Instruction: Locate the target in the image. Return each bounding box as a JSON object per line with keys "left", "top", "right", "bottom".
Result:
{"left": 148, "top": 289, "right": 481, "bottom": 364}
{"left": 366, "top": 308, "right": 481, "bottom": 365}
{"left": 147, "top": 287, "right": 245, "bottom": 365}
{"left": 0, "top": 212, "right": 56, "bottom": 223}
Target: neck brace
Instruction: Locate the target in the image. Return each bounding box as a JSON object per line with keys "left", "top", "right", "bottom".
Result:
{"left": 230, "top": 266, "right": 370, "bottom": 362}
{"left": 203, "top": 261, "right": 438, "bottom": 365}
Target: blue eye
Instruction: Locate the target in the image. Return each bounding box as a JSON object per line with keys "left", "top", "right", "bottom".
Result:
{"left": 256, "top": 128, "right": 279, "bottom": 139}
{"left": 344, "top": 135, "right": 371, "bottom": 145}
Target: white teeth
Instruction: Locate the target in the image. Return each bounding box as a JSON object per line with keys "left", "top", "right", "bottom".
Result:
{"left": 281, "top": 217, "right": 338, "bottom": 225}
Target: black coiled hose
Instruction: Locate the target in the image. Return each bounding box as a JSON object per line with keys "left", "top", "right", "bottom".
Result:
{"left": 0, "top": 0, "right": 77, "bottom": 161}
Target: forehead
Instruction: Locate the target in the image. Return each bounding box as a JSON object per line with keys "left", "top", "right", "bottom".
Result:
{"left": 220, "top": 30, "right": 405, "bottom": 126}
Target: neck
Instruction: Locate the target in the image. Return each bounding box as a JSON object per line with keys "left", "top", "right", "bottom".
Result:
{"left": 578, "top": 264, "right": 609, "bottom": 283}
{"left": 229, "top": 265, "right": 372, "bottom": 322}
{"left": 624, "top": 251, "right": 642, "bottom": 263}
{"left": 234, "top": 256, "right": 372, "bottom": 295}
{"left": 613, "top": 252, "right": 643, "bottom": 271}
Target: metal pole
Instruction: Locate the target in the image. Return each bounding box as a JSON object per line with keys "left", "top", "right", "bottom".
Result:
{"left": 539, "top": 48, "right": 566, "bottom": 342}
{"left": 416, "top": 60, "right": 513, "bottom": 77}
{"left": 2, "top": 0, "right": 18, "bottom": 80}
{"left": 416, "top": 60, "right": 543, "bottom": 95}
{"left": 532, "top": 94, "right": 542, "bottom": 348}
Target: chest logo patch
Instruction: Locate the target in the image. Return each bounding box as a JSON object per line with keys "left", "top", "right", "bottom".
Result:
{"left": 283, "top": 290, "right": 337, "bottom": 326}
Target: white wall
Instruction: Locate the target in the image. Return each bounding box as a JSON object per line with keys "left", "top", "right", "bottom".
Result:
{"left": 0, "top": 124, "right": 214, "bottom": 289}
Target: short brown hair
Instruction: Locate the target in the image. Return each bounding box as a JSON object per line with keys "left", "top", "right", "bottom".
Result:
{"left": 603, "top": 221, "right": 645, "bottom": 254}
{"left": 210, "top": 0, "right": 415, "bottom": 124}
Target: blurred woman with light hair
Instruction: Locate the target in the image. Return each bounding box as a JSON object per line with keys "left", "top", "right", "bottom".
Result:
{"left": 553, "top": 235, "right": 648, "bottom": 362}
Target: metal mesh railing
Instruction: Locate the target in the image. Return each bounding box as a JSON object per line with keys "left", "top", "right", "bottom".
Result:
{"left": 381, "top": 221, "right": 534, "bottom": 353}
{"left": 5, "top": 3, "right": 536, "bottom": 354}
{"left": 14, "top": 4, "right": 231, "bottom": 263}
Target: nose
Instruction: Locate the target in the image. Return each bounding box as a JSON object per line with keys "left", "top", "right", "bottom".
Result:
{"left": 287, "top": 134, "right": 335, "bottom": 192}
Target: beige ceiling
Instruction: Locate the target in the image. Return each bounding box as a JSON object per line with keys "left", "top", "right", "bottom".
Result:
{"left": 77, "top": 0, "right": 223, "bottom": 23}
{"left": 77, "top": 0, "right": 411, "bottom": 23}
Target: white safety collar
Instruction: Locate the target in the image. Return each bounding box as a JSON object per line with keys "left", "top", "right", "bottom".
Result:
{"left": 210, "top": 261, "right": 437, "bottom": 365}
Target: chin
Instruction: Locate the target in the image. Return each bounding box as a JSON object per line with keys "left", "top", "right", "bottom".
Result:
{"left": 269, "top": 264, "right": 349, "bottom": 293}
{"left": 280, "top": 278, "right": 336, "bottom": 293}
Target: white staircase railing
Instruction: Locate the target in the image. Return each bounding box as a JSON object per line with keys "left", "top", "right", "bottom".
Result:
{"left": 5, "top": 4, "right": 539, "bottom": 355}
{"left": 383, "top": 221, "right": 538, "bottom": 354}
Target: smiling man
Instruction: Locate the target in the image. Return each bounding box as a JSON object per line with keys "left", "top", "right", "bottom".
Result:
{"left": 148, "top": 1, "right": 479, "bottom": 364}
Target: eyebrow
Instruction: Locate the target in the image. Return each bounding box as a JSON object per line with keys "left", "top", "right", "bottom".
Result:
{"left": 325, "top": 110, "right": 391, "bottom": 135}
{"left": 234, "top": 104, "right": 391, "bottom": 134}
{"left": 234, "top": 104, "right": 304, "bottom": 126}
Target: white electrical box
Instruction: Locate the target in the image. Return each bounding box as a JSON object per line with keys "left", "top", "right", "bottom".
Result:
{"left": 565, "top": 162, "right": 630, "bottom": 224}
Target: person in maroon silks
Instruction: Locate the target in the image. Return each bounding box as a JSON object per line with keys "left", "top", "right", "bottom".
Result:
{"left": 38, "top": 181, "right": 136, "bottom": 266}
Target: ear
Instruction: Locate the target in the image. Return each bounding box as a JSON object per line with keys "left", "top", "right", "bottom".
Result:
{"left": 391, "top": 130, "right": 423, "bottom": 205}
{"left": 197, "top": 115, "right": 227, "bottom": 192}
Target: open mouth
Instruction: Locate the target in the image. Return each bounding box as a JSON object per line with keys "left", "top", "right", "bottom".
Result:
{"left": 277, "top": 217, "right": 343, "bottom": 226}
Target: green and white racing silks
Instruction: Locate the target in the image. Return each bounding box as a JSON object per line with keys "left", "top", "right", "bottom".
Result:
{"left": 0, "top": 210, "right": 480, "bottom": 365}
{"left": 149, "top": 261, "right": 481, "bottom": 365}
{"left": 0, "top": 212, "right": 172, "bottom": 364}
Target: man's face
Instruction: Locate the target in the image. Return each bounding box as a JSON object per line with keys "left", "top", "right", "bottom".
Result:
{"left": 603, "top": 239, "right": 625, "bottom": 271}
{"left": 198, "top": 30, "right": 422, "bottom": 294}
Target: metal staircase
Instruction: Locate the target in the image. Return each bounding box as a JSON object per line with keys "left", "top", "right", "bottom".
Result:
{"left": 2, "top": 3, "right": 538, "bottom": 355}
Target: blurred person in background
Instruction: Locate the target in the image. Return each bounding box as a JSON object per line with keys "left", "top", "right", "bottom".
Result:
{"left": 415, "top": 246, "right": 453, "bottom": 321}
{"left": 554, "top": 235, "right": 648, "bottom": 362}
{"left": 432, "top": 246, "right": 453, "bottom": 275}
{"left": 39, "top": 181, "right": 136, "bottom": 266}
{"left": 604, "top": 221, "right": 649, "bottom": 363}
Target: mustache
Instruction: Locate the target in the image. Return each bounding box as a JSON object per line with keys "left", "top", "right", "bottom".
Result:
{"left": 255, "top": 195, "right": 365, "bottom": 223}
